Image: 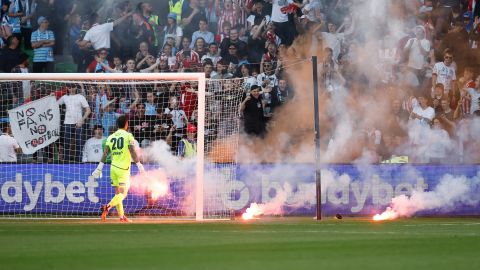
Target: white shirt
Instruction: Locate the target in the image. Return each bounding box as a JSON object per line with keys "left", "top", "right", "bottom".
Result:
{"left": 82, "top": 137, "right": 104, "bottom": 162}
{"left": 321, "top": 32, "right": 344, "bottom": 61}
{"left": 410, "top": 101, "right": 435, "bottom": 126}
{"left": 58, "top": 94, "right": 90, "bottom": 125}
{"left": 164, "top": 108, "right": 187, "bottom": 129}
{"left": 0, "top": 134, "right": 20, "bottom": 162}
{"left": 83, "top": 23, "right": 114, "bottom": 50}
{"left": 246, "top": 14, "right": 271, "bottom": 27}
{"left": 257, "top": 73, "right": 278, "bottom": 90}
{"left": 271, "top": 0, "right": 293, "bottom": 23}
{"left": 433, "top": 61, "right": 456, "bottom": 92}
{"left": 243, "top": 76, "right": 258, "bottom": 94}
{"left": 467, "top": 88, "right": 480, "bottom": 113}
{"left": 405, "top": 38, "right": 430, "bottom": 70}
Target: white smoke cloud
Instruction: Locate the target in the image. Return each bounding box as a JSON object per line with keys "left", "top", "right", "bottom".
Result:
{"left": 375, "top": 172, "right": 480, "bottom": 220}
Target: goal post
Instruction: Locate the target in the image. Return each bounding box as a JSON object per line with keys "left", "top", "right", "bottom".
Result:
{"left": 0, "top": 73, "right": 243, "bottom": 220}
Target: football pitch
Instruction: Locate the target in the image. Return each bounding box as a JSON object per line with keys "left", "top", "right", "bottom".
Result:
{"left": 0, "top": 217, "right": 479, "bottom": 270}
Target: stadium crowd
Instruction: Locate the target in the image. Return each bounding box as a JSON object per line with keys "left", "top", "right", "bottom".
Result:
{"left": 0, "top": 0, "right": 480, "bottom": 164}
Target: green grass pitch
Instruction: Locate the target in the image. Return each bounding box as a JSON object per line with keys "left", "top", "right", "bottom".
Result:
{"left": 0, "top": 217, "right": 479, "bottom": 270}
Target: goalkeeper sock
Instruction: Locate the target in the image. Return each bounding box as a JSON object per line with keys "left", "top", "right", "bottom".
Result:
{"left": 108, "top": 193, "right": 125, "bottom": 209}
{"left": 117, "top": 201, "right": 124, "bottom": 218}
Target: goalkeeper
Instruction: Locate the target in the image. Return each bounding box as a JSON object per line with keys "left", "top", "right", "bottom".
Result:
{"left": 91, "top": 115, "right": 145, "bottom": 222}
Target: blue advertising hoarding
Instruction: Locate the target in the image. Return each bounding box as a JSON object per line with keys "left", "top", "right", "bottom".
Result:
{"left": 0, "top": 163, "right": 479, "bottom": 216}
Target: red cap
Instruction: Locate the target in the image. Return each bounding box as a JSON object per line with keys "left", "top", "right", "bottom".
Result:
{"left": 187, "top": 124, "right": 197, "bottom": 133}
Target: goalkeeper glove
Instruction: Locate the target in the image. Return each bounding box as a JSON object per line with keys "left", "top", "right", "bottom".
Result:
{"left": 91, "top": 162, "right": 104, "bottom": 178}
{"left": 136, "top": 162, "right": 145, "bottom": 174}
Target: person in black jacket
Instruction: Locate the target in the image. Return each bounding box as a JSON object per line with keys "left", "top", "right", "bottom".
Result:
{"left": 239, "top": 85, "right": 266, "bottom": 137}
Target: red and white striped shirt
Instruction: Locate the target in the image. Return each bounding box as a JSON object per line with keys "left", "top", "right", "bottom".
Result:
{"left": 217, "top": 8, "right": 239, "bottom": 34}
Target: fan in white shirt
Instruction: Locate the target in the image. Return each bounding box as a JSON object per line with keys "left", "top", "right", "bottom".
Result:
{"left": 0, "top": 123, "right": 21, "bottom": 162}
{"left": 82, "top": 125, "right": 105, "bottom": 162}
{"left": 432, "top": 49, "right": 456, "bottom": 96}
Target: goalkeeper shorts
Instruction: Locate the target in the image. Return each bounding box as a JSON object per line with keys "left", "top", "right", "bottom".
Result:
{"left": 110, "top": 166, "right": 130, "bottom": 187}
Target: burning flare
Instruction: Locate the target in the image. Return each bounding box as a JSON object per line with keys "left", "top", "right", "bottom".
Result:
{"left": 373, "top": 207, "right": 399, "bottom": 221}
{"left": 241, "top": 203, "right": 264, "bottom": 220}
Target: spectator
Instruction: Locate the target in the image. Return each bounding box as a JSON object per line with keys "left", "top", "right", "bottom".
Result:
{"left": 145, "top": 91, "right": 157, "bottom": 116}
{"left": 180, "top": 82, "right": 198, "bottom": 119}
{"left": 163, "top": 12, "right": 182, "bottom": 49}
{"left": 164, "top": 95, "right": 188, "bottom": 148}
{"left": 410, "top": 94, "right": 435, "bottom": 126}
{"left": 215, "top": 20, "right": 231, "bottom": 43}
{"left": 192, "top": 36, "right": 207, "bottom": 59}
{"left": 203, "top": 61, "right": 213, "bottom": 78}
{"left": 215, "top": 0, "right": 240, "bottom": 36}
{"left": 117, "top": 89, "right": 140, "bottom": 115}
{"left": 177, "top": 123, "right": 197, "bottom": 158}
{"left": 168, "top": 0, "right": 188, "bottom": 22}
{"left": 391, "top": 98, "right": 410, "bottom": 126}
{"left": 438, "top": 98, "right": 455, "bottom": 130}
{"left": 86, "top": 49, "right": 113, "bottom": 73}
{"left": 239, "top": 85, "right": 265, "bottom": 136}
{"left": 112, "top": 56, "right": 124, "bottom": 72}
{"left": 1, "top": 35, "right": 21, "bottom": 73}
{"left": 261, "top": 42, "right": 278, "bottom": 72}
{"left": 0, "top": 122, "right": 21, "bottom": 162}
{"left": 82, "top": 125, "right": 105, "bottom": 162}
{"left": 220, "top": 27, "right": 247, "bottom": 60}
{"left": 247, "top": 19, "right": 267, "bottom": 63}
{"left": 246, "top": 0, "right": 270, "bottom": 30}
{"left": 403, "top": 25, "right": 430, "bottom": 83}
{"left": 135, "top": 41, "right": 151, "bottom": 63}
{"left": 57, "top": 84, "right": 91, "bottom": 162}
{"left": 270, "top": 0, "right": 301, "bottom": 46}
{"left": 271, "top": 78, "right": 292, "bottom": 111}
{"left": 131, "top": 12, "right": 154, "bottom": 51}
{"left": 432, "top": 83, "right": 447, "bottom": 114}
{"left": 223, "top": 43, "right": 239, "bottom": 65}
{"left": 10, "top": 52, "right": 29, "bottom": 100}
{"left": 139, "top": 1, "right": 161, "bottom": 52}
{"left": 137, "top": 54, "right": 158, "bottom": 72}
{"left": 124, "top": 58, "right": 137, "bottom": 73}
{"left": 257, "top": 61, "right": 278, "bottom": 92}
{"left": 201, "top": 42, "right": 222, "bottom": 66}
{"left": 432, "top": 49, "right": 457, "bottom": 98}
{"left": 466, "top": 75, "right": 480, "bottom": 115}
{"left": 321, "top": 21, "right": 345, "bottom": 63}
{"left": 101, "top": 99, "right": 119, "bottom": 136}
{"left": 159, "top": 43, "right": 177, "bottom": 70}
{"left": 77, "top": 10, "right": 133, "bottom": 51}
{"left": 181, "top": 0, "right": 207, "bottom": 39}
{"left": 31, "top": 16, "right": 55, "bottom": 73}
{"left": 176, "top": 36, "right": 200, "bottom": 70}
{"left": 6, "top": 0, "right": 23, "bottom": 41}
{"left": 131, "top": 102, "right": 156, "bottom": 147}
{"left": 190, "top": 18, "right": 214, "bottom": 48}
{"left": 211, "top": 58, "right": 233, "bottom": 79}
{"left": 20, "top": 0, "right": 35, "bottom": 50}
{"left": 239, "top": 63, "right": 256, "bottom": 92}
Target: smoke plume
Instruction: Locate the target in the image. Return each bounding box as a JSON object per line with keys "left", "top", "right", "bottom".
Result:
{"left": 374, "top": 172, "right": 480, "bottom": 220}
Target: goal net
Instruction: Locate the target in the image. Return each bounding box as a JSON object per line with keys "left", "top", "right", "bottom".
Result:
{"left": 0, "top": 73, "right": 245, "bottom": 220}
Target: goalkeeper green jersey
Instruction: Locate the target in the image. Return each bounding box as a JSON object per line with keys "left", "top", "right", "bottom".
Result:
{"left": 106, "top": 129, "right": 135, "bottom": 170}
